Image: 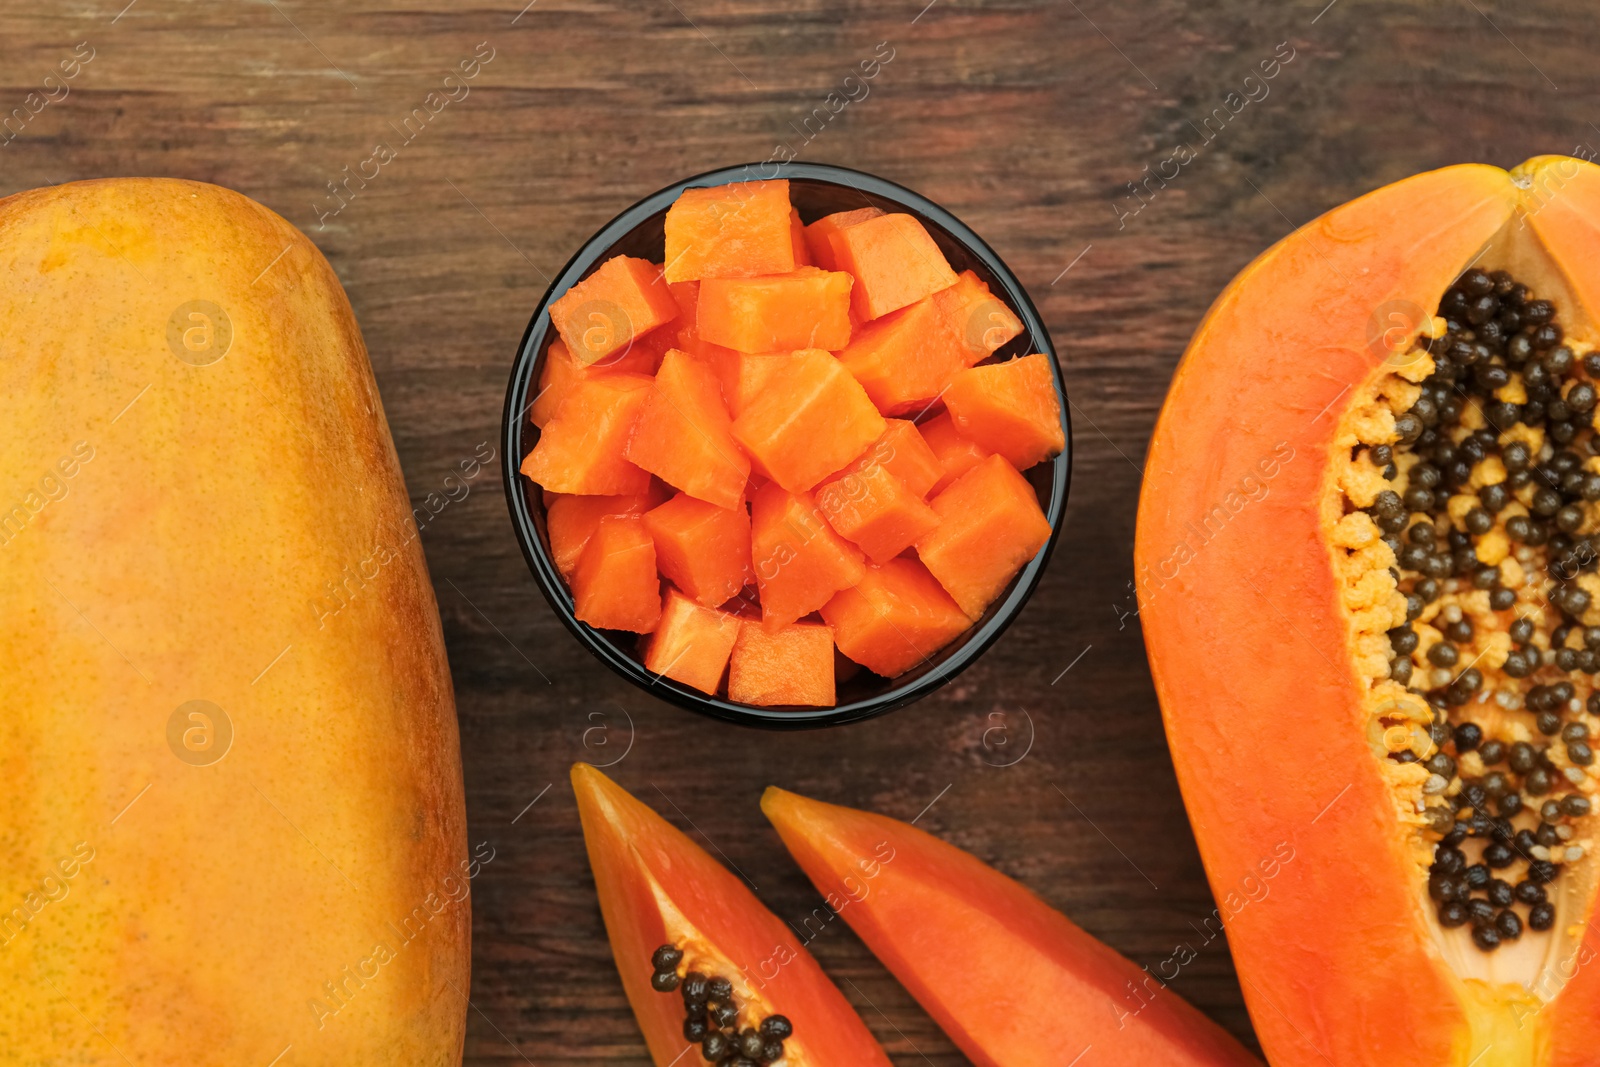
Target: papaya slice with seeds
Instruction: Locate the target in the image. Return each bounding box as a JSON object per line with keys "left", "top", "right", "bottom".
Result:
{"left": 762, "top": 788, "right": 1261, "bottom": 1067}
{"left": 571, "top": 764, "right": 892, "bottom": 1067}
{"left": 1136, "top": 159, "right": 1600, "bottom": 1067}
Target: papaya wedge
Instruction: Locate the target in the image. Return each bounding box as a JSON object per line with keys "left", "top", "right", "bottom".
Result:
{"left": 762, "top": 787, "right": 1260, "bottom": 1067}
{"left": 571, "top": 764, "right": 891, "bottom": 1067}
{"left": 1138, "top": 157, "right": 1600, "bottom": 1066}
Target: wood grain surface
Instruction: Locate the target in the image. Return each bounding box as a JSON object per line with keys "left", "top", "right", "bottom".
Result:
{"left": 2, "top": 1, "right": 1593, "bottom": 1062}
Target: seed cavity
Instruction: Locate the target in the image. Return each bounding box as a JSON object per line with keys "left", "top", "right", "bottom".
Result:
{"left": 1335, "top": 268, "right": 1600, "bottom": 952}
{"left": 651, "top": 943, "right": 792, "bottom": 1064}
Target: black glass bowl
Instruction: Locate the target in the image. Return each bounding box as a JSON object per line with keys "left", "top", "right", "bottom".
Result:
{"left": 502, "top": 162, "right": 1071, "bottom": 728}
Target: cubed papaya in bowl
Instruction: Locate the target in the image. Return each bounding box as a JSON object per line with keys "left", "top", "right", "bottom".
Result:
{"left": 503, "top": 162, "right": 1070, "bottom": 727}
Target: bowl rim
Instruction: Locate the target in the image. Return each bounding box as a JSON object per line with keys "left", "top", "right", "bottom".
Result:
{"left": 500, "top": 160, "right": 1072, "bottom": 729}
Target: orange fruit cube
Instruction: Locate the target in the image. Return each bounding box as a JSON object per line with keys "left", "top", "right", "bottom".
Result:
{"left": 943, "top": 353, "right": 1065, "bottom": 470}
{"left": 728, "top": 622, "right": 836, "bottom": 706}
{"left": 547, "top": 489, "right": 663, "bottom": 579}
{"left": 572, "top": 514, "right": 661, "bottom": 632}
{"left": 804, "top": 207, "right": 884, "bottom": 271}
{"left": 750, "top": 482, "right": 866, "bottom": 630}
{"left": 731, "top": 348, "right": 887, "bottom": 492}
{"left": 836, "top": 295, "right": 964, "bottom": 415}
{"left": 820, "top": 558, "right": 970, "bottom": 677}
{"left": 705, "top": 349, "right": 791, "bottom": 418}
{"left": 663, "top": 180, "right": 795, "bottom": 282}
{"left": 642, "top": 587, "right": 741, "bottom": 694}
{"left": 815, "top": 464, "right": 940, "bottom": 564}
{"left": 828, "top": 213, "right": 958, "bottom": 321}
{"left": 789, "top": 207, "right": 811, "bottom": 267}
{"left": 624, "top": 349, "right": 750, "bottom": 509}
{"left": 698, "top": 268, "right": 854, "bottom": 353}
{"left": 520, "top": 373, "right": 654, "bottom": 495}
{"left": 919, "top": 412, "right": 993, "bottom": 495}
{"left": 548, "top": 256, "right": 679, "bottom": 365}
{"left": 643, "top": 493, "right": 753, "bottom": 608}
{"left": 531, "top": 339, "right": 659, "bottom": 427}
{"left": 916, "top": 455, "right": 1051, "bottom": 618}
{"left": 933, "top": 270, "right": 1024, "bottom": 366}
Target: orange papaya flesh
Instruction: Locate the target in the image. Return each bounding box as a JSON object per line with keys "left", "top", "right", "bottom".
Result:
{"left": 750, "top": 482, "right": 865, "bottom": 630}
{"left": 919, "top": 411, "right": 993, "bottom": 495}
{"left": 1131, "top": 160, "right": 1600, "bottom": 1067}
{"left": 942, "top": 352, "right": 1065, "bottom": 469}
{"left": 520, "top": 372, "right": 655, "bottom": 495}
{"left": 706, "top": 349, "right": 791, "bottom": 419}
{"left": 917, "top": 454, "right": 1050, "bottom": 618}
{"left": 830, "top": 418, "right": 943, "bottom": 501}
{"left": 820, "top": 557, "right": 968, "bottom": 677}
{"left": 728, "top": 621, "right": 836, "bottom": 706}
{"left": 697, "top": 268, "right": 854, "bottom": 353}
{"left": 643, "top": 492, "right": 753, "bottom": 608}
{"left": 731, "top": 348, "right": 887, "bottom": 493}
{"left": 814, "top": 462, "right": 940, "bottom": 565}
{"left": 548, "top": 489, "right": 664, "bottom": 579}
{"left": 570, "top": 764, "right": 893, "bottom": 1067}
{"left": 532, "top": 338, "right": 661, "bottom": 427}
{"left": 828, "top": 212, "right": 959, "bottom": 321}
{"left": 836, "top": 294, "right": 965, "bottom": 415}
{"left": 571, "top": 514, "right": 661, "bottom": 633}
{"left": 640, "top": 587, "right": 740, "bottom": 693}
{"left": 789, "top": 207, "right": 811, "bottom": 267}
{"left": 663, "top": 179, "right": 796, "bottom": 282}
{"left": 624, "top": 349, "right": 750, "bottom": 510}
{"left": 803, "top": 206, "right": 883, "bottom": 271}
{"left": 549, "top": 255, "right": 680, "bottom": 365}
{"left": 933, "top": 269, "right": 1025, "bottom": 366}
{"left": 762, "top": 788, "right": 1262, "bottom": 1067}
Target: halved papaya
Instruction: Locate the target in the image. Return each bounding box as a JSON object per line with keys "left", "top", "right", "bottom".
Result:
{"left": 571, "top": 764, "right": 892, "bottom": 1067}
{"left": 762, "top": 788, "right": 1261, "bottom": 1067}
{"left": 1137, "top": 157, "right": 1600, "bottom": 1067}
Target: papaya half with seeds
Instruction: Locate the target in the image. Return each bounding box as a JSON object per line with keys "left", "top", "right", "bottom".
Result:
{"left": 1137, "top": 157, "right": 1600, "bottom": 1066}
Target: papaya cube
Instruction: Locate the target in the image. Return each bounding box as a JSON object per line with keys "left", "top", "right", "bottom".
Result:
{"left": 943, "top": 353, "right": 1065, "bottom": 470}
{"left": 815, "top": 463, "right": 940, "bottom": 565}
{"left": 643, "top": 493, "right": 753, "bottom": 608}
{"left": 820, "top": 558, "right": 970, "bottom": 677}
{"left": 919, "top": 412, "right": 993, "bottom": 495}
{"left": 731, "top": 348, "right": 887, "bottom": 492}
{"left": 669, "top": 280, "right": 742, "bottom": 366}
{"left": 520, "top": 373, "right": 654, "bottom": 495}
{"left": 789, "top": 208, "right": 811, "bottom": 267}
{"left": 698, "top": 268, "right": 854, "bottom": 353}
{"left": 836, "top": 295, "right": 963, "bottom": 415}
{"left": 824, "top": 419, "right": 943, "bottom": 502}
{"left": 572, "top": 515, "right": 661, "bottom": 632}
{"left": 872, "top": 420, "right": 944, "bottom": 499}
{"left": 532, "top": 338, "right": 659, "bottom": 427}
{"left": 701, "top": 349, "right": 791, "bottom": 419}
{"left": 828, "top": 213, "right": 958, "bottom": 321}
{"left": 933, "top": 270, "right": 1024, "bottom": 366}
{"left": 804, "top": 207, "right": 884, "bottom": 271}
{"left": 642, "top": 587, "right": 741, "bottom": 694}
{"left": 548, "top": 256, "right": 679, "bottom": 366}
{"left": 664, "top": 180, "right": 795, "bottom": 282}
{"left": 624, "top": 350, "right": 750, "bottom": 510}
{"left": 546, "top": 490, "right": 662, "bottom": 579}
{"left": 917, "top": 454, "right": 1051, "bottom": 618}
{"left": 751, "top": 482, "right": 866, "bottom": 630}
{"left": 729, "top": 621, "right": 836, "bottom": 707}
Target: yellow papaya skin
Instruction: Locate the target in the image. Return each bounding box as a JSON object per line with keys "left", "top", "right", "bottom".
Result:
{"left": 0, "top": 179, "right": 468, "bottom": 1065}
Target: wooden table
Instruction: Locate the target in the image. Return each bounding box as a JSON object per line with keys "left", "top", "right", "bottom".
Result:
{"left": 3, "top": 1, "right": 1589, "bottom": 1061}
